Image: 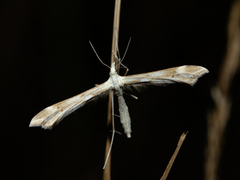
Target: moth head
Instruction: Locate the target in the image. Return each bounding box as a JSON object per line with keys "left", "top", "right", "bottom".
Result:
{"left": 110, "top": 62, "right": 117, "bottom": 75}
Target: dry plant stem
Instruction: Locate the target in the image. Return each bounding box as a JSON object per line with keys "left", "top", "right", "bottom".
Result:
{"left": 111, "top": 0, "right": 121, "bottom": 73}
{"left": 205, "top": 1, "right": 240, "bottom": 180}
{"left": 103, "top": 0, "right": 121, "bottom": 180}
{"left": 160, "top": 132, "right": 188, "bottom": 180}
{"left": 103, "top": 91, "right": 116, "bottom": 169}
{"left": 103, "top": 91, "right": 115, "bottom": 178}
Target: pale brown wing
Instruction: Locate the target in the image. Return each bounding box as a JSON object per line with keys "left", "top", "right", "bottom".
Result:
{"left": 122, "top": 65, "right": 209, "bottom": 87}
{"left": 29, "top": 80, "right": 112, "bottom": 129}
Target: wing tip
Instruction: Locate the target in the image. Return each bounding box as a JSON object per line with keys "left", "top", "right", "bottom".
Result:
{"left": 199, "top": 66, "right": 209, "bottom": 75}
{"left": 191, "top": 67, "right": 209, "bottom": 86}
{"left": 29, "top": 117, "right": 42, "bottom": 128}
{"left": 29, "top": 120, "right": 53, "bottom": 129}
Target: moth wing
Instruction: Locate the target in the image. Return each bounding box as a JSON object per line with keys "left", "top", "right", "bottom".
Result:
{"left": 29, "top": 80, "right": 112, "bottom": 129}
{"left": 122, "top": 65, "right": 209, "bottom": 87}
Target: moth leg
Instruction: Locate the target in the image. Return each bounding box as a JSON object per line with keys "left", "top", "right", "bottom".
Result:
{"left": 123, "top": 91, "right": 138, "bottom": 99}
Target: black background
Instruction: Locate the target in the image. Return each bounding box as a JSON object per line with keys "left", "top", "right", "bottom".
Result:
{"left": 1, "top": 0, "right": 240, "bottom": 179}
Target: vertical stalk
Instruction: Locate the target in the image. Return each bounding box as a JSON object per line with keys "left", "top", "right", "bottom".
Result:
{"left": 103, "top": 1, "right": 121, "bottom": 180}
{"left": 111, "top": 0, "right": 121, "bottom": 73}
{"left": 205, "top": 1, "right": 240, "bottom": 180}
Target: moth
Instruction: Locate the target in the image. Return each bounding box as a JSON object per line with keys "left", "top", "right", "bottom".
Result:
{"left": 29, "top": 58, "right": 209, "bottom": 138}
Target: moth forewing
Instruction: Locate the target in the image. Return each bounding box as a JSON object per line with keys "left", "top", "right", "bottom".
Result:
{"left": 122, "top": 65, "right": 209, "bottom": 87}
{"left": 30, "top": 63, "right": 208, "bottom": 138}
{"left": 29, "top": 80, "right": 113, "bottom": 129}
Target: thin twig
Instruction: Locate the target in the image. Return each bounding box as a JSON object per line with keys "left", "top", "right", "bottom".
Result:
{"left": 103, "top": 1, "right": 121, "bottom": 180}
{"left": 205, "top": 1, "right": 240, "bottom": 180}
{"left": 160, "top": 132, "right": 188, "bottom": 180}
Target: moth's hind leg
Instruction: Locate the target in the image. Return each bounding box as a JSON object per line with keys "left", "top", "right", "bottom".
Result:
{"left": 120, "top": 63, "right": 129, "bottom": 76}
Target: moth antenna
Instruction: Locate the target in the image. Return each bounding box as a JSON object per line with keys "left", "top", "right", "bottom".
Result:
{"left": 121, "top": 37, "right": 131, "bottom": 63}
{"left": 114, "top": 35, "right": 131, "bottom": 65}
{"left": 89, "top": 41, "right": 110, "bottom": 69}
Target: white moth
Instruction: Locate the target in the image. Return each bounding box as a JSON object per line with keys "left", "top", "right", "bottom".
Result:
{"left": 29, "top": 60, "right": 208, "bottom": 138}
